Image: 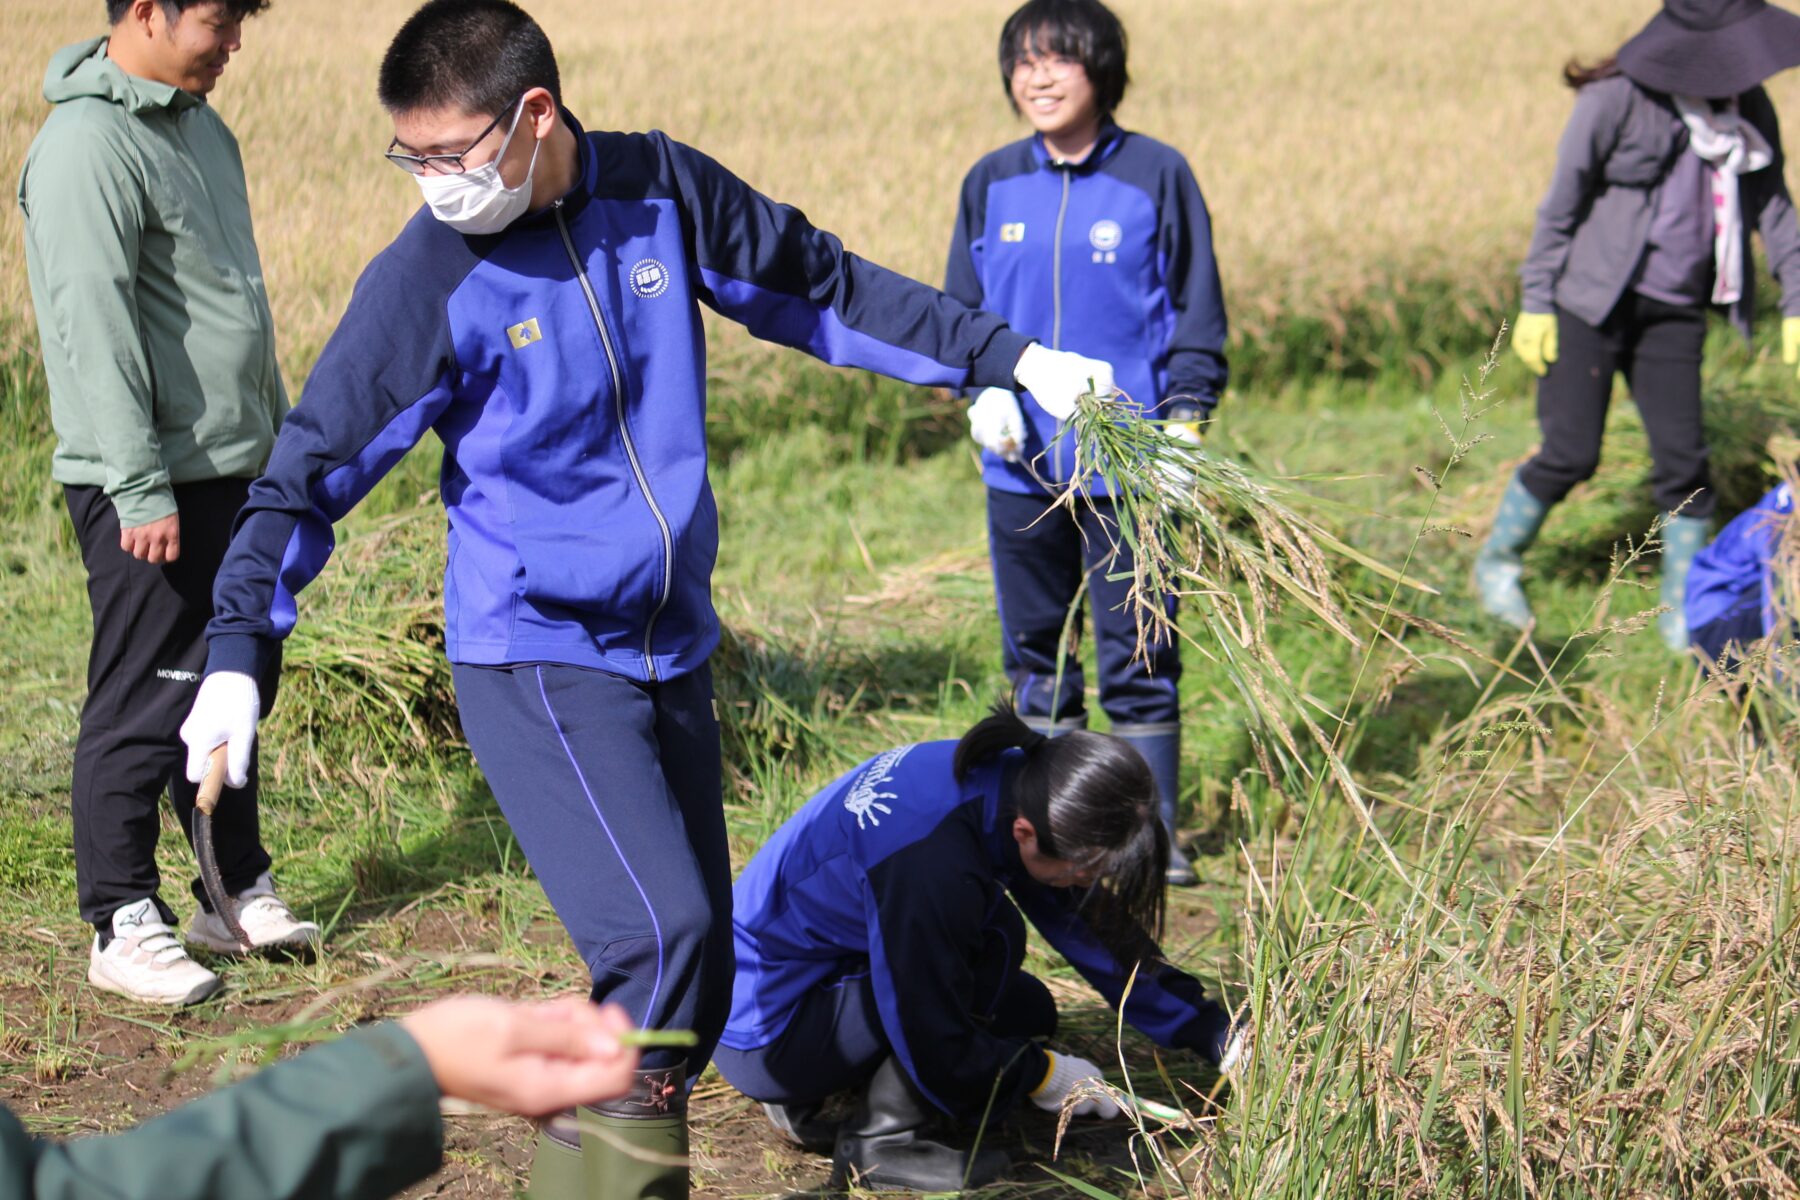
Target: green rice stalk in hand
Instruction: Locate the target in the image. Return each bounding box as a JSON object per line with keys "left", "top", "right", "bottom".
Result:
{"left": 1049, "top": 388, "right": 1432, "bottom": 852}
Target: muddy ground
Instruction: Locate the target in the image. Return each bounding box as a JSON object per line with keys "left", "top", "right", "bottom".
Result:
{"left": 2, "top": 894, "right": 1228, "bottom": 1198}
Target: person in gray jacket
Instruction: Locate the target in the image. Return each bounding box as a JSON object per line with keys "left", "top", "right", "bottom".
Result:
{"left": 1476, "top": 0, "right": 1800, "bottom": 650}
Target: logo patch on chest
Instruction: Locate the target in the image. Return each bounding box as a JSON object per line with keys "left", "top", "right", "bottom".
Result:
{"left": 1089, "top": 219, "right": 1121, "bottom": 264}
{"left": 506, "top": 318, "right": 543, "bottom": 350}
{"left": 629, "top": 258, "right": 671, "bottom": 299}
{"left": 999, "top": 222, "right": 1027, "bottom": 244}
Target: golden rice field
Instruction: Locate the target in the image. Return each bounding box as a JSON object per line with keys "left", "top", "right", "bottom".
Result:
{"left": 6, "top": 0, "right": 1797, "bottom": 373}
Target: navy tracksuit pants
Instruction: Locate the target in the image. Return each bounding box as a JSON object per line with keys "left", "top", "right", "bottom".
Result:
{"left": 452, "top": 661, "right": 732, "bottom": 1074}
{"left": 713, "top": 896, "right": 1056, "bottom": 1106}
{"left": 986, "top": 488, "right": 1180, "bottom": 732}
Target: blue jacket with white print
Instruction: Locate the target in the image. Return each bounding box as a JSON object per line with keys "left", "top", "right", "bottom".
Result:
{"left": 722, "top": 739, "right": 1232, "bottom": 1121}
{"left": 204, "top": 111, "right": 1033, "bottom": 684}
{"left": 945, "top": 122, "right": 1228, "bottom": 496}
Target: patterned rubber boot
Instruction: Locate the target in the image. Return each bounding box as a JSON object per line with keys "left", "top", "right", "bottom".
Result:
{"left": 1473, "top": 471, "right": 1552, "bottom": 631}
{"left": 581, "top": 1065, "right": 689, "bottom": 1199}
{"left": 1658, "top": 514, "right": 1711, "bottom": 652}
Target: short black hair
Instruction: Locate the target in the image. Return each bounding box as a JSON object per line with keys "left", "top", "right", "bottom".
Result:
{"left": 107, "top": 0, "right": 271, "bottom": 25}
{"left": 998, "top": 0, "right": 1130, "bottom": 118}
{"left": 378, "top": 0, "right": 561, "bottom": 118}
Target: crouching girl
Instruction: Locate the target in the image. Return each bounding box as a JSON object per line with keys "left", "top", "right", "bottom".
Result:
{"left": 713, "top": 704, "right": 1235, "bottom": 1192}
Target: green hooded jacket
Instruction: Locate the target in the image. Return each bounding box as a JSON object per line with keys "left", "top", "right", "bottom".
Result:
{"left": 18, "top": 38, "right": 287, "bottom": 528}
{"left": 0, "top": 1024, "right": 444, "bottom": 1199}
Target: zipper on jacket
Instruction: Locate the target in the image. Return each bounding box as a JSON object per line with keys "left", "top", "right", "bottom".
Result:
{"left": 1050, "top": 168, "right": 1072, "bottom": 482}
{"left": 553, "top": 200, "right": 675, "bottom": 682}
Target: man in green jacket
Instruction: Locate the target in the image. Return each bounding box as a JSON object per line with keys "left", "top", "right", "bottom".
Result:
{"left": 0, "top": 993, "right": 641, "bottom": 1199}
{"left": 17, "top": 0, "right": 315, "bottom": 1006}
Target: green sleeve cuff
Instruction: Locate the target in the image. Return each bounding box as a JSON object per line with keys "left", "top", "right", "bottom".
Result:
{"left": 107, "top": 480, "right": 177, "bottom": 529}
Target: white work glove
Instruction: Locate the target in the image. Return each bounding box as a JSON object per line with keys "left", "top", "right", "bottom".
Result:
{"left": 180, "top": 671, "right": 262, "bottom": 789}
{"left": 1013, "top": 343, "right": 1115, "bottom": 421}
{"left": 968, "top": 387, "right": 1028, "bottom": 462}
{"left": 1029, "top": 1052, "right": 1122, "bottom": 1120}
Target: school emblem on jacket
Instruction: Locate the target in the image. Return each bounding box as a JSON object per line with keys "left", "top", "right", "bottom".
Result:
{"left": 999, "top": 222, "right": 1026, "bottom": 243}
{"left": 506, "top": 317, "right": 543, "bottom": 349}
{"left": 845, "top": 744, "right": 912, "bottom": 829}
{"left": 1089, "top": 219, "right": 1121, "bottom": 264}
{"left": 629, "top": 258, "right": 670, "bottom": 299}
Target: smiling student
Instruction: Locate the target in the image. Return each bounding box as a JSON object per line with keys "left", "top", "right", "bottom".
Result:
{"left": 715, "top": 703, "right": 1237, "bottom": 1193}
{"left": 944, "top": 0, "right": 1228, "bottom": 887}
{"left": 18, "top": 0, "right": 317, "bottom": 1009}
{"left": 173, "top": 1, "right": 1116, "bottom": 1196}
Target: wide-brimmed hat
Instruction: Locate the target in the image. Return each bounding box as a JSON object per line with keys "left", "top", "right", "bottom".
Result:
{"left": 1617, "top": 0, "right": 1800, "bottom": 95}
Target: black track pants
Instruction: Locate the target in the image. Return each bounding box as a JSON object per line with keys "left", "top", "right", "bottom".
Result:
{"left": 65, "top": 479, "right": 277, "bottom": 931}
{"left": 1517, "top": 295, "right": 1714, "bottom": 519}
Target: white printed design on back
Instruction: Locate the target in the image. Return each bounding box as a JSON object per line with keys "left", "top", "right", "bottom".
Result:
{"left": 844, "top": 745, "right": 912, "bottom": 830}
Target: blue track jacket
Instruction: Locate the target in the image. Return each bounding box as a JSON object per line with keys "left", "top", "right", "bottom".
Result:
{"left": 722, "top": 739, "right": 1231, "bottom": 1121}
{"left": 204, "top": 112, "right": 1033, "bottom": 684}
{"left": 944, "top": 123, "right": 1227, "bottom": 495}
{"left": 1688, "top": 484, "right": 1795, "bottom": 637}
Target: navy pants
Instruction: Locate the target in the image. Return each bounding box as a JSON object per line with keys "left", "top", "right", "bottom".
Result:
{"left": 986, "top": 488, "right": 1180, "bottom": 731}
{"left": 1518, "top": 296, "right": 1714, "bottom": 519}
{"left": 714, "top": 898, "right": 1056, "bottom": 1107}
{"left": 453, "top": 661, "right": 731, "bottom": 1073}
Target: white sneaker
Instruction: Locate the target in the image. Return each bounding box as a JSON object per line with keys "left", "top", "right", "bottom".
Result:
{"left": 185, "top": 872, "right": 321, "bottom": 955}
{"left": 88, "top": 898, "right": 223, "bottom": 1006}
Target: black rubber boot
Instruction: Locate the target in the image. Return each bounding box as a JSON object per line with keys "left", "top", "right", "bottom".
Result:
{"left": 762, "top": 1101, "right": 838, "bottom": 1155}
{"left": 581, "top": 1065, "right": 689, "bottom": 1200}
{"left": 525, "top": 1109, "right": 584, "bottom": 1199}
{"left": 829, "top": 1058, "right": 1009, "bottom": 1193}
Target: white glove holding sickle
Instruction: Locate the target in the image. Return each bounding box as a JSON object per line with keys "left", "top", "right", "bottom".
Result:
{"left": 181, "top": 671, "right": 261, "bottom": 789}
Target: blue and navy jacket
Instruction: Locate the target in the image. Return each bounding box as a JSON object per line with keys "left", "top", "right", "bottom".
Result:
{"left": 944, "top": 123, "right": 1228, "bottom": 496}
{"left": 722, "top": 739, "right": 1230, "bottom": 1121}
{"left": 1687, "top": 484, "right": 1795, "bottom": 639}
{"left": 204, "top": 113, "right": 1032, "bottom": 683}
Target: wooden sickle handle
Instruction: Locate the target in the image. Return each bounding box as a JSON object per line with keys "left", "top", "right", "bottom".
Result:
{"left": 197, "top": 745, "right": 229, "bottom": 817}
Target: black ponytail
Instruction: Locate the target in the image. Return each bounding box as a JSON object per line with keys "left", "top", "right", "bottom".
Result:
{"left": 955, "top": 700, "right": 1169, "bottom": 946}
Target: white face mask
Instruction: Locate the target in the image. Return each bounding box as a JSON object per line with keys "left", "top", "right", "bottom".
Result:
{"left": 416, "top": 101, "right": 542, "bottom": 235}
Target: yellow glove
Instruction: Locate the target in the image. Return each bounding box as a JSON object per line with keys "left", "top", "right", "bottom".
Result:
{"left": 1512, "top": 311, "right": 1558, "bottom": 378}
{"left": 1783, "top": 317, "right": 1800, "bottom": 380}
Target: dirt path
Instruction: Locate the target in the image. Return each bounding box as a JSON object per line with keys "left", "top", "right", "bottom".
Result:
{"left": 2, "top": 899, "right": 1227, "bottom": 1197}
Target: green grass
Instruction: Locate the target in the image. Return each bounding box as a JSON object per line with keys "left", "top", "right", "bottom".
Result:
{"left": 1, "top": 315, "right": 1798, "bottom": 1195}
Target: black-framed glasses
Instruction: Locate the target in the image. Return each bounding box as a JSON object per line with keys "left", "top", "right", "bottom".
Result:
{"left": 383, "top": 94, "right": 524, "bottom": 176}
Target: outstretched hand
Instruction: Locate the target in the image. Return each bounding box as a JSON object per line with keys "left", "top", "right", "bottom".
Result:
{"left": 400, "top": 995, "right": 640, "bottom": 1117}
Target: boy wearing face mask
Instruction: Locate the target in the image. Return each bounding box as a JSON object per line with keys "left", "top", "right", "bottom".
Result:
{"left": 18, "top": 0, "right": 319, "bottom": 1009}
{"left": 176, "top": 1, "right": 1116, "bottom": 1195}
